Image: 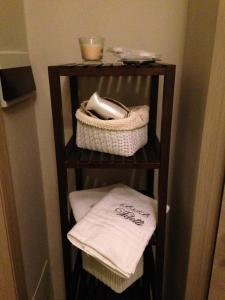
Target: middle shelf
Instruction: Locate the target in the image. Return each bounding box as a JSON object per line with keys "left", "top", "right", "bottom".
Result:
{"left": 65, "top": 135, "right": 160, "bottom": 169}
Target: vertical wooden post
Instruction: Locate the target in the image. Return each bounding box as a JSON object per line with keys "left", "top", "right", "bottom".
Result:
{"left": 48, "top": 67, "right": 71, "bottom": 299}
{"left": 69, "top": 77, "right": 83, "bottom": 191}
{"left": 156, "top": 65, "right": 175, "bottom": 300}
{"left": 147, "top": 75, "right": 159, "bottom": 197}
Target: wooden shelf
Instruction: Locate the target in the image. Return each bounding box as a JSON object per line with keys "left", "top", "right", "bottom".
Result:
{"left": 48, "top": 62, "right": 175, "bottom": 300}
{"left": 65, "top": 136, "right": 160, "bottom": 169}
{"left": 50, "top": 62, "right": 167, "bottom": 77}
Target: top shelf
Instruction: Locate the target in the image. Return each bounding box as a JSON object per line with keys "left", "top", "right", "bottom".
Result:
{"left": 48, "top": 62, "right": 174, "bottom": 77}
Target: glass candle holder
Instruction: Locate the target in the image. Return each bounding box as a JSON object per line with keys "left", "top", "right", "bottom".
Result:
{"left": 79, "top": 37, "right": 105, "bottom": 62}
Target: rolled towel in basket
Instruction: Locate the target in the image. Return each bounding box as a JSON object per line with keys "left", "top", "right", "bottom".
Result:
{"left": 68, "top": 185, "right": 167, "bottom": 279}
{"left": 69, "top": 183, "right": 144, "bottom": 293}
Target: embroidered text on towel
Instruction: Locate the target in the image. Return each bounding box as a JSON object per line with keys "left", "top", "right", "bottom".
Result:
{"left": 114, "top": 203, "right": 150, "bottom": 226}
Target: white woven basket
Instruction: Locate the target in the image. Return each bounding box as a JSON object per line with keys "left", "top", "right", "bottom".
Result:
{"left": 76, "top": 103, "right": 149, "bottom": 157}
{"left": 82, "top": 253, "right": 143, "bottom": 293}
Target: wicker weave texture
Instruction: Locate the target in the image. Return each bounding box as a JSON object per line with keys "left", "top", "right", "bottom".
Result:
{"left": 82, "top": 253, "right": 143, "bottom": 293}
{"left": 76, "top": 121, "right": 148, "bottom": 156}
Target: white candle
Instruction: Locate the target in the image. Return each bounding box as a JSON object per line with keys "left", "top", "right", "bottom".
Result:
{"left": 80, "top": 44, "right": 103, "bottom": 61}
{"left": 79, "top": 37, "right": 105, "bottom": 61}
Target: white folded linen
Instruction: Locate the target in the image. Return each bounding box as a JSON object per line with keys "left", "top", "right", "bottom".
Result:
{"left": 69, "top": 184, "right": 121, "bottom": 222}
{"left": 68, "top": 184, "right": 165, "bottom": 278}
{"left": 69, "top": 184, "right": 144, "bottom": 293}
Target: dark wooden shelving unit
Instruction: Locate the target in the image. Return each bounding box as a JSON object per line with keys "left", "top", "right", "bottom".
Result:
{"left": 48, "top": 62, "right": 175, "bottom": 300}
{"left": 65, "top": 136, "right": 160, "bottom": 169}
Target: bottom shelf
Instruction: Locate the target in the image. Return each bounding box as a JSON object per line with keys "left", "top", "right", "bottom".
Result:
{"left": 71, "top": 269, "right": 152, "bottom": 300}
{"left": 69, "top": 250, "right": 154, "bottom": 300}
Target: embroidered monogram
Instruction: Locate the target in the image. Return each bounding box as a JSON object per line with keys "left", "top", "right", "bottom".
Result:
{"left": 119, "top": 203, "right": 150, "bottom": 218}
{"left": 114, "top": 203, "right": 150, "bottom": 226}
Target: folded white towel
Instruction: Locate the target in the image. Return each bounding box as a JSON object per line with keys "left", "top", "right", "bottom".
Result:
{"left": 69, "top": 184, "right": 121, "bottom": 222}
{"left": 69, "top": 184, "right": 144, "bottom": 293}
{"left": 68, "top": 185, "right": 164, "bottom": 278}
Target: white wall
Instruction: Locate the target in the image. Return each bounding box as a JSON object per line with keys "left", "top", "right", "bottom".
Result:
{"left": 0, "top": 0, "right": 51, "bottom": 299}
{"left": 209, "top": 186, "right": 225, "bottom": 299}
{"left": 165, "top": 0, "right": 220, "bottom": 299}
{"left": 0, "top": 0, "right": 27, "bottom": 51}
{"left": 24, "top": 1, "right": 188, "bottom": 299}
{"left": 3, "top": 101, "right": 51, "bottom": 299}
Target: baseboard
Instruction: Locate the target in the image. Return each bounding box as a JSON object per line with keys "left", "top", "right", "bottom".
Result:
{"left": 32, "top": 260, "right": 53, "bottom": 300}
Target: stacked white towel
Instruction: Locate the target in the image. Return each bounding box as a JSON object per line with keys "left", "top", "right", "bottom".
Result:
{"left": 68, "top": 184, "right": 162, "bottom": 279}
{"left": 69, "top": 184, "right": 120, "bottom": 222}
{"left": 69, "top": 184, "right": 144, "bottom": 293}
